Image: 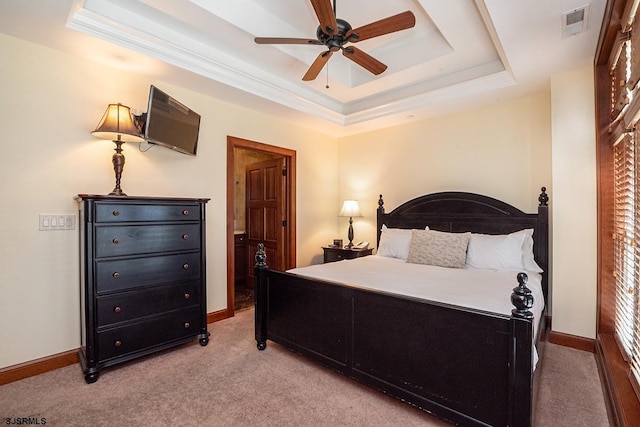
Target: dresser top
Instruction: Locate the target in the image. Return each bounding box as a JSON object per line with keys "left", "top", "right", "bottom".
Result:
{"left": 75, "top": 194, "right": 210, "bottom": 203}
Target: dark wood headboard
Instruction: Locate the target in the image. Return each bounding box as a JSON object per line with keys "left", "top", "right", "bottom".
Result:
{"left": 376, "top": 188, "right": 550, "bottom": 301}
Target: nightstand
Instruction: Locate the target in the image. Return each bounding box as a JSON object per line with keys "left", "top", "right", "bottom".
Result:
{"left": 322, "top": 246, "right": 374, "bottom": 263}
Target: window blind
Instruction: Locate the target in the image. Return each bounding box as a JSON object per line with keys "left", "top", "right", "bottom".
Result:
{"left": 613, "top": 134, "right": 636, "bottom": 362}
{"left": 611, "top": 30, "right": 640, "bottom": 392}
{"left": 631, "top": 129, "right": 640, "bottom": 391}
{"left": 613, "top": 40, "right": 632, "bottom": 121}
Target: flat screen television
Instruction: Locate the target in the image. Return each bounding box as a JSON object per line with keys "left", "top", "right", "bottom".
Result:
{"left": 144, "top": 85, "right": 201, "bottom": 156}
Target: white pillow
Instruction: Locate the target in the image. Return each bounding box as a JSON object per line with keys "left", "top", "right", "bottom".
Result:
{"left": 377, "top": 225, "right": 412, "bottom": 260}
{"left": 465, "top": 229, "right": 543, "bottom": 273}
{"left": 514, "top": 228, "right": 543, "bottom": 273}
{"left": 466, "top": 231, "right": 526, "bottom": 271}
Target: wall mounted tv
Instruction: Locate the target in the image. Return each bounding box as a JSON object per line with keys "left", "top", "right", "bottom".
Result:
{"left": 144, "top": 85, "right": 201, "bottom": 156}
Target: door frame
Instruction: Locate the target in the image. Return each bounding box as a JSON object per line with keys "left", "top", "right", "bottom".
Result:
{"left": 226, "top": 136, "right": 296, "bottom": 316}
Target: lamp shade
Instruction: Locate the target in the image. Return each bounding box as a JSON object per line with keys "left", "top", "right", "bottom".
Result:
{"left": 91, "top": 103, "right": 144, "bottom": 143}
{"left": 339, "top": 200, "right": 362, "bottom": 217}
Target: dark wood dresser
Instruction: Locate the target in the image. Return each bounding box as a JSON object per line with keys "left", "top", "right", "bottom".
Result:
{"left": 75, "top": 195, "right": 210, "bottom": 383}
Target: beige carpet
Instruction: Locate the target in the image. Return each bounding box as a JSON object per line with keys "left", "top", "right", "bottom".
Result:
{"left": 0, "top": 309, "right": 609, "bottom": 426}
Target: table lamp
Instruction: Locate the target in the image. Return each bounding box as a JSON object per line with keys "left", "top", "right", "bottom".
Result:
{"left": 339, "top": 200, "right": 362, "bottom": 248}
{"left": 91, "top": 103, "right": 145, "bottom": 196}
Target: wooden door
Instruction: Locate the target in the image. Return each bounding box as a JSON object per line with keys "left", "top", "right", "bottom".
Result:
{"left": 246, "top": 157, "right": 286, "bottom": 281}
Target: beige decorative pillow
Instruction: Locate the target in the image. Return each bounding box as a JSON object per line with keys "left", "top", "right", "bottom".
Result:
{"left": 406, "top": 229, "right": 470, "bottom": 268}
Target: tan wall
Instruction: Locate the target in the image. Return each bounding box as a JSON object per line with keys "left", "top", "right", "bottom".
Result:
{"left": 550, "top": 65, "right": 597, "bottom": 339}
{"left": 0, "top": 34, "right": 339, "bottom": 369}
{"left": 337, "top": 91, "right": 553, "bottom": 245}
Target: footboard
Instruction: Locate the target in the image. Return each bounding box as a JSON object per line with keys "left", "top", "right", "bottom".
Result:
{"left": 254, "top": 246, "right": 537, "bottom": 426}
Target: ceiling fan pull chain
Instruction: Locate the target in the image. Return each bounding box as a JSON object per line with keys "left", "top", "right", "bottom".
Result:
{"left": 326, "top": 62, "right": 330, "bottom": 89}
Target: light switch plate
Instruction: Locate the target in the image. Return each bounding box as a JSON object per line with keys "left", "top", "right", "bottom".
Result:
{"left": 39, "top": 214, "right": 76, "bottom": 231}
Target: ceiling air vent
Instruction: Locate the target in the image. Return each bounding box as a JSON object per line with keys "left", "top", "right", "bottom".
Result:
{"left": 562, "top": 5, "right": 589, "bottom": 38}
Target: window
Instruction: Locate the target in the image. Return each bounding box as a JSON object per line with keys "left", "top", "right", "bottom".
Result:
{"left": 613, "top": 134, "right": 639, "bottom": 386}
{"left": 610, "top": 5, "right": 640, "bottom": 401}
{"left": 596, "top": 0, "right": 640, "bottom": 423}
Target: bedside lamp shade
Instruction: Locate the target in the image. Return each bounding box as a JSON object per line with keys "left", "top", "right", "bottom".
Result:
{"left": 339, "top": 200, "right": 362, "bottom": 218}
{"left": 91, "top": 103, "right": 145, "bottom": 196}
{"left": 339, "top": 200, "right": 361, "bottom": 248}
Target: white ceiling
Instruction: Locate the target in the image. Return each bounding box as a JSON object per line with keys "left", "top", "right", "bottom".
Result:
{"left": 0, "top": 0, "right": 606, "bottom": 137}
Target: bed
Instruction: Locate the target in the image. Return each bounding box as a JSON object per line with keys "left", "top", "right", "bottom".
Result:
{"left": 254, "top": 188, "right": 549, "bottom": 426}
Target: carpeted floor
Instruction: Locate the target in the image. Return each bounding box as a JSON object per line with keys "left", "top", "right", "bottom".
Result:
{"left": 0, "top": 309, "right": 610, "bottom": 426}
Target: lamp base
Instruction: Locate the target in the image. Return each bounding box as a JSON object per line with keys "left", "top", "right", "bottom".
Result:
{"left": 346, "top": 217, "right": 354, "bottom": 247}
{"left": 110, "top": 140, "right": 127, "bottom": 197}
{"left": 108, "top": 188, "right": 127, "bottom": 196}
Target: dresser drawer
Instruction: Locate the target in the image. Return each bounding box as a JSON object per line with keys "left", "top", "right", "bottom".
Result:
{"left": 324, "top": 250, "right": 348, "bottom": 263}
{"left": 323, "top": 247, "right": 373, "bottom": 263}
{"left": 97, "top": 306, "right": 201, "bottom": 362}
{"left": 95, "top": 252, "right": 200, "bottom": 293}
{"left": 96, "top": 203, "right": 200, "bottom": 223}
{"left": 96, "top": 224, "right": 200, "bottom": 257}
{"left": 96, "top": 280, "right": 200, "bottom": 326}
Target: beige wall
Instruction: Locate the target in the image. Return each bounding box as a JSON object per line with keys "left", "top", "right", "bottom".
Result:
{"left": 0, "top": 32, "right": 598, "bottom": 370}
{"left": 0, "top": 34, "right": 339, "bottom": 369}
{"left": 337, "top": 92, "right": 553, "bottom": 245}
{"left": 550, "top": 66, "right": 597, "bottom": 339}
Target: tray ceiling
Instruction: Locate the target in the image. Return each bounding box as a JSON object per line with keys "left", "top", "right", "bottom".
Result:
{"left": 1, "top": 0, "right": 606, "bottom": 136}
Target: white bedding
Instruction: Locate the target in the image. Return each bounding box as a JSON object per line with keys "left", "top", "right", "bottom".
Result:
{"left": 288, "top": 255, "right": 545, "bottom": 365}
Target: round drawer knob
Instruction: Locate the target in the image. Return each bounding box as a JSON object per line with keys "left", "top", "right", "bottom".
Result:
{"left": 112, "top": 238, "right": 119, "bottom": 245}
{"left": 184, "top": 322, "right": 190, "bottom": 329}
{"left": 112, "top": 210, "right": 120, "bottom": 216}
{"left": 184, "top": 293, "right": 190, "bottom": 299}
{"left": 114, "top": 306, "right": 121, "bottom": 313}
{"left": 182, "top": 234, "right": 189, "bottom": 240}
{"left": 182, "top": 209, "right": 189, "bottom": 216}
{"left": 114, "top": 340, "right": 122, "bottom": 347}
{"left": 113, "top": 272, "right": 120, "bottom": 279}
{"left": 183, "top": 263, "right": 189, "bottom": 270}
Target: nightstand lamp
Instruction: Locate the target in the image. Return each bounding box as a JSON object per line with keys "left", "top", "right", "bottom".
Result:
{"left": 91, "top": 103, "right": 145, "bottom": 196}
{"left": 339, "top": 200, "right": 362, "bottom": 248}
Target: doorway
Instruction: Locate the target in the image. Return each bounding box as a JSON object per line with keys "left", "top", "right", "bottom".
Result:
{"left": 226, "top": 136, "right": 296, "bottom": 316}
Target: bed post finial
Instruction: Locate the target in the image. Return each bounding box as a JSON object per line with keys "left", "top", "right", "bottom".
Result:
{"left": 255, "top": 243, "right": 268, "bottom": 269}
{"left": 511, "top": 272, "right": 534, "bottom": 319}
{"left": 538, "top": 187, "right": 548, "bottom": 206}
{"left": 378, "top": 194, "right": 384, "bottom": 211}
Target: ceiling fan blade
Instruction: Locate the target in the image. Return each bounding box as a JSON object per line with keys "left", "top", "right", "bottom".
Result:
{"left": 342, "top": 46, "right": 387, "bottom": 75}
{"left": 310, "top": 0, "right": 338, "bottom": 35}
{"left": 255, "top": 37, "right": 323, "bottom": 45}
{"left": 302, "top": 51, "right": 333, "bottom": 81}
{"left": 347, "top": 11, "right": 416, "bottom": 43}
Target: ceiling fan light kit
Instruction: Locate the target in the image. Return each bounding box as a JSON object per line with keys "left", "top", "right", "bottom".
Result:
{"left": 254, "top": 0, "right": 415, "bottom": 81}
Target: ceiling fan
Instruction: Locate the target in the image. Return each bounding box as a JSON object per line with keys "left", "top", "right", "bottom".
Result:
{"left": 254, "top": 0, "right": 416, "bottom": 81}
